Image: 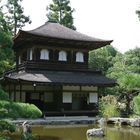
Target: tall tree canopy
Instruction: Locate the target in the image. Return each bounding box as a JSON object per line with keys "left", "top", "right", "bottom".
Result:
{"left": 0, "top": 5, "right": 10, "bottom": 33}
{"left": 89, "top": 45, "right": 117, "bottom": 74}
{"left": 6, "top": 0, "right": 31, "bottom": 36}
{"left": 108, "top": 47, "right": 140, "bottom": 79}
{"left": 47, "top": 0, "right": 76, "bottom": 30}
{"left": 0, "top": 1, "right": 14, "bottom": 76}
{"left": 0, "top": 29, "right": 14, "bottom": 76}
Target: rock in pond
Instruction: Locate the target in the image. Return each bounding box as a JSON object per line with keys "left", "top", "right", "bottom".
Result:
{"left": 86, "top": 128, "right": 105, "bottom": 137}
{"left": 131, "top": 117, "right": 140, "bottom": 127}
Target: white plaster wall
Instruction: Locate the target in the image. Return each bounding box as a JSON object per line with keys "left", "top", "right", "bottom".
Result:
{"left": 81, "top": 86, "right": 97, "bottom": 91}
{"left": 89, "top": 92, "right": 98, "bottom": 103}
{"left": 21, "top": 85, "right": 53, "bottom": 91}
{"left": 63, "top": 86, "right": 80, "bottom": 91}
{"left": 63, "top": 92, "right": 72, "bottom": 103}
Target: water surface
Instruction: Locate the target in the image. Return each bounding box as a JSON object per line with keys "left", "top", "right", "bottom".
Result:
{"left": 11, "top": 124, "right": 140, "bottom": 140}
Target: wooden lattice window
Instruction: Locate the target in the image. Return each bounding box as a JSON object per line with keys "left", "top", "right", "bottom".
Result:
{"left": 58, "top": 50, "right": 67, "bottom": 61}
{"left": 76, "top": 52, "right": 84, "bottom": 62}
{"left": 40, "top": 49, "right": 49, "bottom": 60}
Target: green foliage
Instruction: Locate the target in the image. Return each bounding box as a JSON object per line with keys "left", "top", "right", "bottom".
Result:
{"left": 0, "top": 120, "right": 16, "bottom": 133}
{"left": 0, "top": 100, "right": 42, "bottom": 119}
{"left": 7, "top": 0, "right": 32, "bottom": 36}
{"left": 21, "top": 133, "right": 34, "bottom": 140}
{"left": 0, "top": 120, "right": 16, "bottom": 140}
{"left": 89, "top": 45, "right": 117, "bottom": 73}
{"left": 0, "top": 30, "right": 13, "bottom": 47}
{"left": 0, "top": 87, "right": 9, "bottom": 101}
{"left": 0, "top": 0, "right": 31, "bottom": 36}
{"left": 47, "top": 0, "right": 76, "bottom": 30}
{"left": 118, "top": 73, "right": 140, "bottom": 91}
{"left": 0, "top": 30, "right": 14, "bottom": 76}
{"left": 99, "top": 95, "right": 120, "bottom": 118}
{"left": 108, "top": 47, "right": 140, "bottom": 79}
{"left": 106, "top": 47, "right": 140, "bottom": 116}
{"left": 133, "top": 93, "right": 140, "bottom": 116}
{"left": 0, "top": 5, "right": 10, "bottom": 33}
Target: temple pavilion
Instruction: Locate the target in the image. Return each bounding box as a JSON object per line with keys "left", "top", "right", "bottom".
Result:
{"left": 1, "top": 21, "right": 116, "bottom": 116}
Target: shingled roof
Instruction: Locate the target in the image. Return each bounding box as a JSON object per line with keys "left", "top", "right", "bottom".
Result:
{"left": 5, "top": 70, "right": 116, "bottom": 86}
{"left": 14, "top": 21, "right": 113, "bottom": 50}
{"left": 27, "top": 21, "right": 109, "bottom": 42}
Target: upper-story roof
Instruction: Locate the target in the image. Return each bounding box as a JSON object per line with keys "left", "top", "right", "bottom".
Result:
{"left": 14, "top": 21, "right": 113, "bottom": 50}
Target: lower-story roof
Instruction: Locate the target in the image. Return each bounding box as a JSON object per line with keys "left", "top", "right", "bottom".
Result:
{"left": 3, "top": 70, "right": 116, "bottom": 87}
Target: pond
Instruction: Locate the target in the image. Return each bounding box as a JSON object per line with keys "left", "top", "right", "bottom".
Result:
{"left": 10, "top": 124, "right": 140, "bottom": 140}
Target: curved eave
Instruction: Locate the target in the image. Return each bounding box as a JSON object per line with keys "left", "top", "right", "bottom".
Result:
{"left": 3, "top": 70, "right": 116, "bottom": 87}
{"left": 13, "top": 30, "right": 113, "bottom": 50}
{"left": 4, "top": 77, "right": 116, "bottom": 87}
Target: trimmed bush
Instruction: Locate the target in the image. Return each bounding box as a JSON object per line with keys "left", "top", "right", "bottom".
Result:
{"left": 0, "top": 100, "right": 42, "bottom": 119}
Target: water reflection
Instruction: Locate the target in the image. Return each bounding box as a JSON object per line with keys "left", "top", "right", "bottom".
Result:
{"left": 10, "top": 124, "right": 140, "bottom": 140}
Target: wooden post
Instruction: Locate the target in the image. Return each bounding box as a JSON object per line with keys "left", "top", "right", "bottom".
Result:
{"left": 14, "top": 84, "right": 16, "bottom": 101}
{"left": 8, "top": 83, "right": 11, "bottom": 100}
{"left": 20, "top": 82, "right": 22, "bottom": 102}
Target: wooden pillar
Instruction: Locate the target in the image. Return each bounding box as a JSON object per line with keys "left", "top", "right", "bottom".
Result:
{"left": 14, "top": 84, "right": 16, "bottom": 101}
{"left": 19, "top": 83, "right": 22, "bottom": 101}
{"left": 8, "top": 83, "right": 11, "bottom": 100}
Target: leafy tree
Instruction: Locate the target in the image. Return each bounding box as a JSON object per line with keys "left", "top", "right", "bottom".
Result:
{"left": 108, "top": 47, "right": 140, "bottom": 79}
{"left": 6, "top": 0, "right": 31, "bottom": 36}
{"left": 124, "top": 47, "right": 140, "bottom": 73}
{"left": 89, "top": 45, "right": 117, "bottom": 74}
{"left": 47, "top": 0, "right": 76, "bottom": 30}
{"left": 107, "top": 48, "right": 140, "bottom": 116}
{"left": 0, "top": 30, "right": 14, "bottom": 76}
{"left": 0, "top": 5, "right": 10, "bottom": 33}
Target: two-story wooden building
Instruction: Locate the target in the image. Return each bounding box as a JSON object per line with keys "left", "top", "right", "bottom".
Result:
{"left": 1, "top": 21, "right": 116, "bottom": 116}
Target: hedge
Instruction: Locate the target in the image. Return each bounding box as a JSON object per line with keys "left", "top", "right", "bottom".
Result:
{"left": 0, "top": 100, "right": 42, "bottom": 119}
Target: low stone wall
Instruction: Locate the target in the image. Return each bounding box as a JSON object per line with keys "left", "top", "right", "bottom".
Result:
{"left": 11, "top": 116, "right": 97, "bottom": 125}
{"left": 11, "top": 117, "right": 140, "bottom": 127}
{"left": 107, "top": 117, "right": 140, "bottom": 127}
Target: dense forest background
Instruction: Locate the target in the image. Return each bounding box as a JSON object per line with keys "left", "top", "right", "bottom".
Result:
{"left": 0, "top": 0, "right": 140, "bottom": 118}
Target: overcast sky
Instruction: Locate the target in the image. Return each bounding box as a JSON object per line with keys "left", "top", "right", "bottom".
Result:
{"left": 22, "top": 0, "right": 140, "bottom": 53}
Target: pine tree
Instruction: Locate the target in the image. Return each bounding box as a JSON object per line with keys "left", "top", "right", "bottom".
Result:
{"left": 6, "top": 0, "right": 31, "bottom": 36}
{"left": 47, "top": 0, "right": 76, "bottom": 30}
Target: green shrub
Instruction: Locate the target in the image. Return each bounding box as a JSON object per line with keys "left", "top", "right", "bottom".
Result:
{"left": 0, "top": 100, "right": 42, "bottom": 119}
{"left": 0, "top": 120, "right": 16, "bottom": 133}
{"left": 0, "top": 120, "right": 16, "bottom": 140}
{"left": 133, "top": 93, "right": 140, "bottom": 116}
{"left": 99, "top": 95, "right": 120, "bottom": 118}
{"left": 0, "top": 87, "right": 9, "bottom": 101}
